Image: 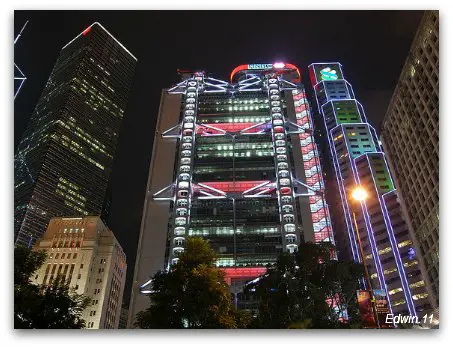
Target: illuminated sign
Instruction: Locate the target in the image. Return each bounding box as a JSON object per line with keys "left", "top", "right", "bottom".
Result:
{"left": 231, "top": 63, "right": 301, "bottom": 83}
{"left": 248, "top": 63, "right": 274, "bottom": 70}
{"left": 373, "top": 289, "right": 392, "bottom": 328}
{"left": 309, "top": 63, "right": 343, "bottom": 85}
{"left": 357, "top": 290, "right": 376, "bottom": 328}
{"left": 320, "top": 67, "right": 338, "bottom": 81}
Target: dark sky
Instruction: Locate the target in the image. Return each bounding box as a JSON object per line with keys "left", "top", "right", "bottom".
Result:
{"left": 14, "top": 10, "right": 423, "bottom": 304}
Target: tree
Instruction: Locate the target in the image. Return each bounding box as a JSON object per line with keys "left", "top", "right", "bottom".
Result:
{"left": 245, "top": 241, "right": 364, "bottom": 329}
{"left": 135, "top": 237, "right": 251, "bottom": 329}
{"left": 14, "top": 245, "right": 90, "bottom": 329}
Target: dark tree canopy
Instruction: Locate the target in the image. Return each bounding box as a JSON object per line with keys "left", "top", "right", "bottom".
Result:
{"left": 245, "top": 241, "right": 364, "bottom": 329}
{"left": 14, "top": 245, "right": 90, "bottom": 329}
{"left": 135, "top": 237, "right": 251, "bottom": 329}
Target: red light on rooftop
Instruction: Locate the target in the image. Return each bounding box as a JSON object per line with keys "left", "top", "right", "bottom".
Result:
{"left": 82, "top": 26, "right": 92, "bottom": 36}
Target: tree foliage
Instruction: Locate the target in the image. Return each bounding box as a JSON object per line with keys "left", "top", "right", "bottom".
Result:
{"left": 14, "top": 245, "right": 90, "bottom": 329}
{"left": 245, "top": 241, "right": 364, "bottom": 329}
{"left": 135, "top": 237, "right": 251, "bottom": 329}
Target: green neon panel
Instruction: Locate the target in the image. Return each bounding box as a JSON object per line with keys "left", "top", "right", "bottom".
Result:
{"left": 333, "top": 100, "right": 361, "bottom": 124}
{"left": 369, "top": 156, "right": 395, "bottom": 194}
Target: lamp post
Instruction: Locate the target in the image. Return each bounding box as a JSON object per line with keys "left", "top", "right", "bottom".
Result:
{"left": 351, "top": 186, "right": 381, "bottom": 329}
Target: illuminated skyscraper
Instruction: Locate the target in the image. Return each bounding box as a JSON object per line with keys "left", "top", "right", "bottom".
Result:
{"left": 381, "top": 11, "right": 439, "bottom": 305}
{"left": 308, "top": 62, "right": 435, "bottom": 318}
{"left": 129, "top": 63, "right": 336, "bottom": 325}
{"left": 14, "top": 22, "right": 137, "bottom": 246}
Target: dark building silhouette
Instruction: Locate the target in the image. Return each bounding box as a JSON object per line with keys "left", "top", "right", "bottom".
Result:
{"left": 14, "top": 22, "right": 137, "bottom": 246}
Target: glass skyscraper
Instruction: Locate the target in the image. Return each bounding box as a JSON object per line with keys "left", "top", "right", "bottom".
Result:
{"left": 308, "top": 62, "right": 435, "bottom": 318}
{"left": 14, "top": 22, "right": 137, "bottom": 246}
{"left": 129, "top": 63, "right": 336, "bottom": 325}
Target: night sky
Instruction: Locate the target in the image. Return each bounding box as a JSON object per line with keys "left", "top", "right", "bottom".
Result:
{"left": 14, "top": 10, "right": 423, "bottom": 304}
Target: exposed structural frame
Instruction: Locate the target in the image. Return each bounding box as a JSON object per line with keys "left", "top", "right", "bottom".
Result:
{"left": 14, "top": 20, "right": 28, "bottom": 99}
{"left": 137, "top": 64, "right": 338, "bottom": 304}
{"left": 153, "top": 71, "right": 325, "bottom": 269}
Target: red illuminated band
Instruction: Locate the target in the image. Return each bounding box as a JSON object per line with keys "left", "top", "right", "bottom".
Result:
{"left": 230, "top": 64, "right": 249, "bottom": 82}
{"left": 222, "top": 267, "right": 267, "bottom": 285}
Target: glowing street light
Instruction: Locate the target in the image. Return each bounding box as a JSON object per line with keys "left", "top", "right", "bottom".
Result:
{"left": 351, "top": 186, "right": 368, "bottom": 202}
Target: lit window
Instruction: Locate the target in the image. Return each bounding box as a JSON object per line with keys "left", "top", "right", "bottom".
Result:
{"left": 378, "top": 247, "right": 392, "bottom": 255}
{"left": 404, "top": 260, "right": 418, "bottom": 268}
{"left": 398, "top": 240, "right": 412, "bottom": 248}
{"left": 412, "top": 293, "right": 428, "bottom": 301}
{"left": 384, "top": 268, "right": 398, "bottom": 275}
{"left": 388, "top": 288, "right": 403, "bottom": 296}
{"left": 392, "top": 299, "right": 406, "bottom": 307}
{"left": 409, "top": 280, "right": 425, "bottom": 289}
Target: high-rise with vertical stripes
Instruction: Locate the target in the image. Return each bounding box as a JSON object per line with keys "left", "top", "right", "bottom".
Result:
{"left": 308, "top": 62, "right": 435, "bottom": 318}
{"left": 14, "top": 23, "right": 137, "bottom": 246}
{"left": 129, "top": 63, "right": 337, "bottom": 325}
{"left": 381, "top": 11, "right": 439, "bottom": 306}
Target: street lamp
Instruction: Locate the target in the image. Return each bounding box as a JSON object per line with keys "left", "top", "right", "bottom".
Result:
{"left": 351, "top": 186, "right": 368, "bottom": 202}
{"left": 350, "top": 186, "right": 381, "bottom": 329}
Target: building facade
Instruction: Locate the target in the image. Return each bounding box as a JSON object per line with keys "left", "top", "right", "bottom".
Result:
{"left": 14, "top": 22, "right": 137, "bottom": 246}
{"left": 129, "top": 63, "right": 336, "bottom": 326}
{"left": 308, "top": 62, "right": 435, "bottom": 318}
{"left": 381, "top": 10, "right": 439, "bottom": 304}
{"left": 31, "top": 216, "right": 127, "bottom": 329}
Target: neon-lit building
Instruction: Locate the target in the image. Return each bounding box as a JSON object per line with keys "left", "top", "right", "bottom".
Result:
{"left": 14, "top": 23, "right": 137, "bottom": 246}
{"left": 308, "top": 62, "right": 435, "bottom": 318}
{"left": 129, "top": 63, "right": 336, "bottom": 326}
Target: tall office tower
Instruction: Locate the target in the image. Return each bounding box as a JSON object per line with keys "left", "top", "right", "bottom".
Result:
{"left": 309, "top": 62, "right": 435, "bottom": 318}
{"left": 129, "top": 63, "right": 336, "bottom": 326}
{"left": 31, "top": 216, "right": 127, "bottom": 329}
{"left": 381, "top": 11, "right": 439, "bottom": 305}
{"left": 14, "top": 22, "right": 137, "bottom": 246}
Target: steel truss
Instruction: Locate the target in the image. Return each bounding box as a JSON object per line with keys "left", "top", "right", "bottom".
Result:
{"left": 14, "top": 21, "right": 28, "bottom": 99}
